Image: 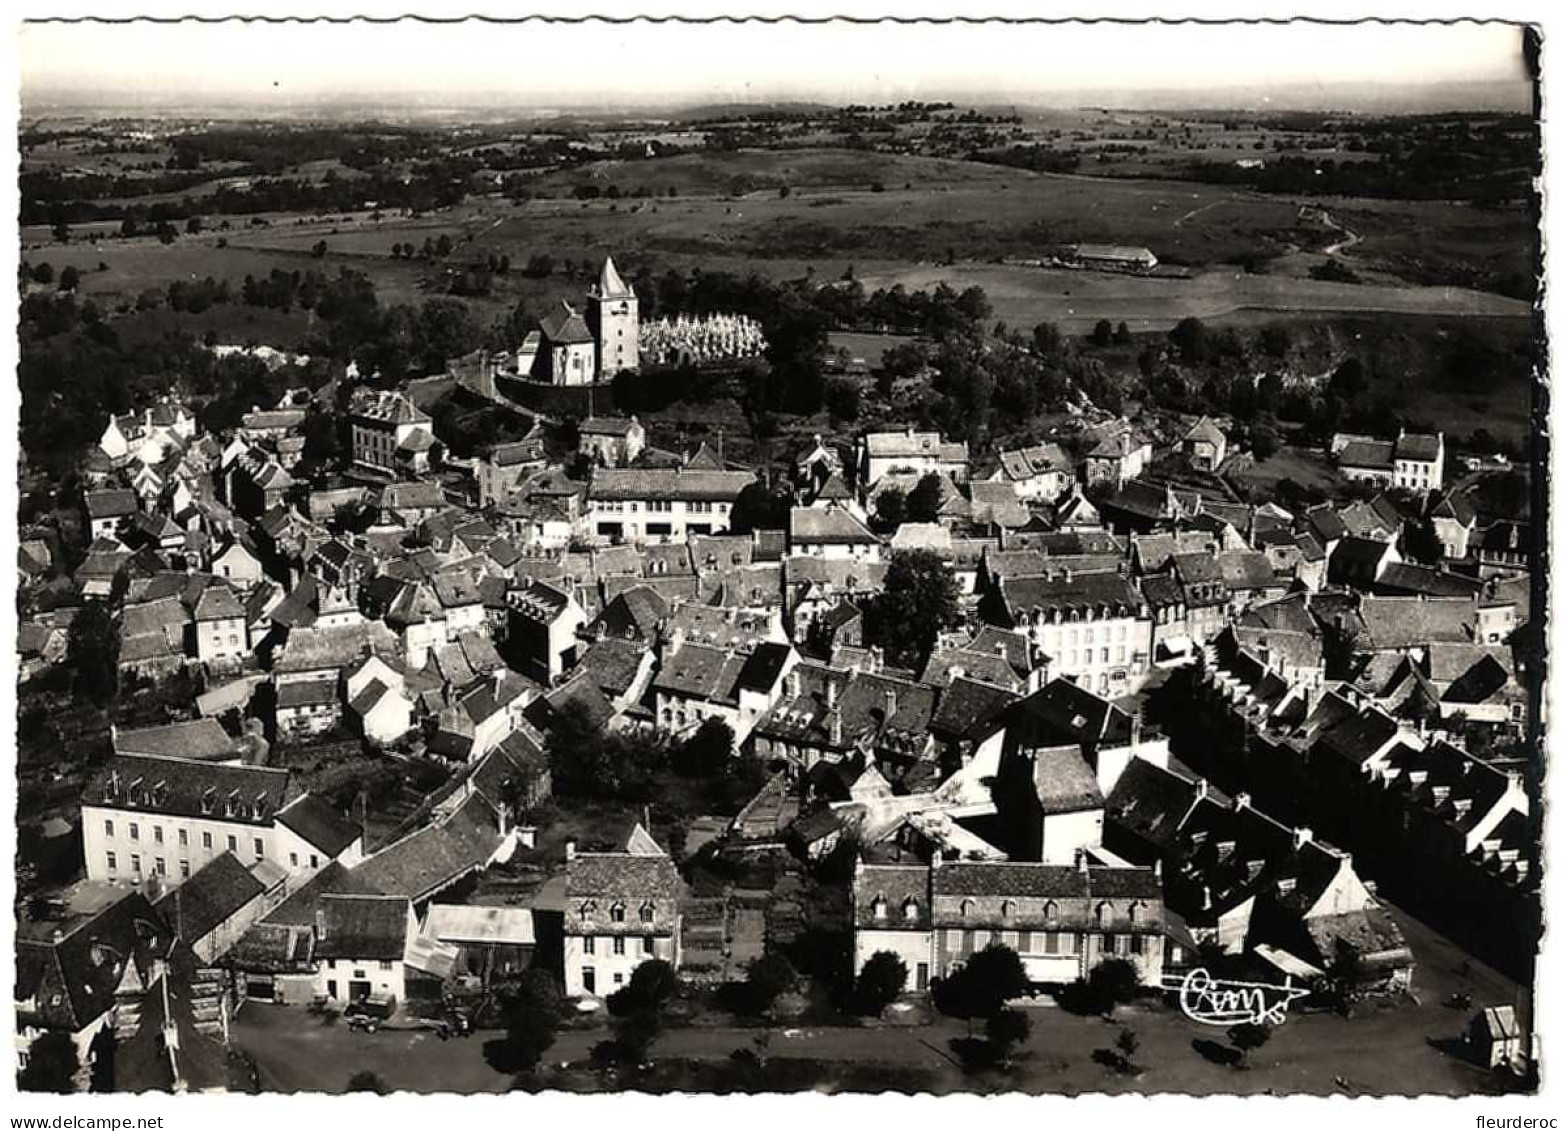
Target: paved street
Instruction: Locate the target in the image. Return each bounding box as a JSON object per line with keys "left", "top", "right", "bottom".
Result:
{"left": 234, "top": 907, "right": 1519, "bottom": 1096}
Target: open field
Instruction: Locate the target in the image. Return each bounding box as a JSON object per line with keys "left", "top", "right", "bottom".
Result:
{"left": 26, "top": 144, "right": 1523, "bottom": 285}
{"left": 854, "top": 262, "right": 1530, "bottom": 335}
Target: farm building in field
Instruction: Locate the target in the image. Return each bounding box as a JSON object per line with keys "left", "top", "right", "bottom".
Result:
{"left": 1064, "top": 244, "right": 1159, "bottom": 273}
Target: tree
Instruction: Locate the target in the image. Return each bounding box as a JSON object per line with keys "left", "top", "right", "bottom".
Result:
{"left": 185, "top": 215, "right": 204, "bottom": 235}
{"left": 1249, "top": 421, "right": 1279, "bottom": 461}
{"left": 865, "top": 549, "right": 961, "bottom": 670}
{"left": 52, "top": 218, "right": 70, "bottom": 244}
{"left": 673, "top": 717, "right": 733, "bottom": 778}
{"left": 1329, "top": 357, "right": 1368, "bottom": 401}
{"left": 1113, "top": 321, "right": 1134, "bottom": 346}
{"left": 543, "top": 699, "right": 659, "bottom": 801}
{"left": 1032, "top": 321, "right": 1064, "bottom": 358}
{"left": 58, "top": 265, "right": 80, "bottom": 293}
{"left": 1090, "top": 319, "right": 1114, "bottom": 347}
{"left": 1169, "top": 316, "right": 1210, "bottom": 364}
{"left": 824, "top": 377, "right": 861, "bottom": 422}
{"left": 301, "top": 410, "right": 342, "bottom": 467}
{"left": 1259, "top": 323, "right": 1291, "bottom": 358}
{"left": 905, "top": 472, "right": 945, "bottom": 524}
{"left": 311, "top": 240, "right": 329, "bottom": 259}
{"left": 934, "top": 944, "right": 1028, "bottom": 1032}
{"left": 68, "top": 600, "right": 119, "bottom": 705}
{"left": 1087, "top": 957, "right": 1141, "bottom": 1018}
{"left": 608, "top": 959, "right": 677, "bottom": 1018}
{"left": 856, "top": 951, "right": 908, "bottom": 1015}
{"left": 743, "top": 952, "right": 798, "bottom": 1014}
{"left": 346, "top": 1070, "right": 390, "bottom": 1093}
{"left": 605, "top": 959, "right": 676, "bottom": 1067}
{"left": 18, "top": 1030, "right": 78, "bottom": 1093}
{"left": 31, "top": 261, "right": 54, "bottom": 285}
{"left": 873, "top": 486, "right": 908, "bottom": 529}
{"left": 1115, "top": 1026, "right": 1141, "bottom": 1074}
{"left": 1228, "top": 1021, "right": 1271, "bottom": 1068}
{"left": 962, "top": 944, "right": 1029, "bottom": 1015}
{"left": 496, "top": 969, "right": 564, "bottom": 1073}
{"left": 986, "top": 1007, "right": 1032, "bottom": 1068}
{"left": 729, "top": 479, "right": 789, "bottom": 535}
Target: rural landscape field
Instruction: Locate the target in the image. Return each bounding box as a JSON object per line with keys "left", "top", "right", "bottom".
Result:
{"left": 14, "top": 16, "right": 1546, "bottom": 1112}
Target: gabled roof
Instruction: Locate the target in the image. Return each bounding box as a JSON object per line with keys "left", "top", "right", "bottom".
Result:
{"left": 1338, "top": 439, "right": 1395, "bottom": 470}
{"left": 351, "top": 793, "right": 504, "bottom": 903}
{"left": 929, "top": 676, "right": 1021, "bottom": 741}
{"left": 154, "top": 852, "right": 267, "bottom": 944}
{"left": 540, "top": 301, "right": 594, "bottom": 345}
{"left": 1394, "top": 432, "right": 1443, "bottom": 462}
{"left": 313, "top": 893, "right": 410, "bottom": 961}
{"left": 17, "top": 891, "right": 170, "bottom": 1032}
{"left": 789, "top": 506, "right": 880, "bottom": 545}
{"left": 1106, "top": 757, "right": 1201, "bottom": 854}
{"left": 1032, "top": 745, "right": 1106, "bottom": 814}
{"left": 114, "top": 719, "right": 238, "bottom": 762}
{"left": 276, "top": 793, "right": 361, "bottom": 857}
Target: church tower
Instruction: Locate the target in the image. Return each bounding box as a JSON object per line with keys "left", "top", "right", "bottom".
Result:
{"left": 587, "top": 255, "right": 640, "bottom": 380}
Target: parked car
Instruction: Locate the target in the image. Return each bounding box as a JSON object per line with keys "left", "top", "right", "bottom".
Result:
{"left": 344, "top": 994, "right": 396, "bottom": 1033}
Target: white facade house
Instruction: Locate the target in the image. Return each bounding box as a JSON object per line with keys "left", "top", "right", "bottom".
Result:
{"left": 562, "top": 828, "right": 682, "bottom": 998}
{"left": 80, "top": 756, "right": 362, "bottom": 890}
{"left": 858, "top": 428, "right": 970, "bottom": 487}
{"left": 586, "top": 468, "right": 755, "bottom": 543}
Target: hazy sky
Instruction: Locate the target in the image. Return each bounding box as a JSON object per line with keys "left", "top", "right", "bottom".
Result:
{"left": 20, "top": 19, "right": 1532, "bottom": 112}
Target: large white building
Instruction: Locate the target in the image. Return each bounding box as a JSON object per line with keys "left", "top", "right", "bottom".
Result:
{"left": 80, "top": 755, "right": 363, "bottom": 890}
{"left": 851, "top": 859, "right": 1166, "bottom": 992}
{"left": 586, "top": 467, "right": 755, "bottom": 543}
{"left": 857, "top": 428, "right": 969, "bottom": 487}
{"left": 980, "top": 573, "right": 1155, "bottom": 698}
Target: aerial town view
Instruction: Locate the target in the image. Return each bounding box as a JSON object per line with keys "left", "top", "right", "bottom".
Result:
{"left": 11, "top": 15, "right": 1548, "bottom": 1108}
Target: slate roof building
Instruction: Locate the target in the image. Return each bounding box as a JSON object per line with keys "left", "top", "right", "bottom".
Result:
{"left": 80, "top": 756, "right": 361, "bottom": 891}
{"left": 851, "top": 858, "right": 1166, "bottom": 991}
{"left": 563, "top": 824, "right": 682, "bottom": 997}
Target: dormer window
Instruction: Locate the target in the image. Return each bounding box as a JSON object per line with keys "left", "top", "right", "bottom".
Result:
{"left": 610, "top": 902, "right": 626, "bottom": 924}
{"left": 902, "top": 898, "right": 919, "bottom": 923}
{"left": 578, "top": 901, "right": 596, "bottom": 922}
{"left": 1000, "top": 899, "right": 1016, "bottom": 921}
{"left": 201, "top": 788, "right": 216, "bottom": 815}
{"left": 1094, "top": 902, "right": 1109, "bottom": 928}
{"left": 640, "top": 902, "right": 655, "bottom": 924}
{"left": 959, "top": 899, "right": 975, "bottom": 920}
{"left": 872, "top": 896, "right": 888, "bottom": 921}
{"left": 1128, "top": 901, "right": 1144, "bottom": 925}
{"left": 1043, "top": 900, "right": 1058, "bottom": 922}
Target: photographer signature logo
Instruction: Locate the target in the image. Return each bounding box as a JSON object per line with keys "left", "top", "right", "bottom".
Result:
{"left": 1162, "top": 968, "right": 1310, "bottom": 1026}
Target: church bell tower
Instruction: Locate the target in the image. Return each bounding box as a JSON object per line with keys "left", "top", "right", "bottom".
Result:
{"left": 587, "top": 255, "right": 639, "bottom": 380}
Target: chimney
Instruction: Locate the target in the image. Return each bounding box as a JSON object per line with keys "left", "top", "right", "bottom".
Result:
{"left": 1131, "top": 710, "right": 1143, "bottom": 749}
{"left": 315, "top": 909, "right": 327, "bottom": 940}
{"left": 829, "top": 710, "right": 843, "bottom": 746}
{"left": 1077, "top": 849, "right": 1090, "bottom": 875}
{"left": 1292, "top": 827, "right": 1313, "bottom": 850}
{"left": 884, "top": 688, "right": 898, "bottom": 718}
{"left": 564, "top": 839, "right": 576, "bottom": 863}
{"left": 1234, "top": 792, "right": 1251, "bottom": 811}
{"left": 51, "top": 928, "right": 64, "bottom": 946}
{"left": 1153, "top": 858, "right": 1163, "bottom": 880}
{"left": 826, "top": 678, "right": 839, "bottom": 709}
{"left": 1194, "top": 777, "right": 1208, "bottom": 799}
